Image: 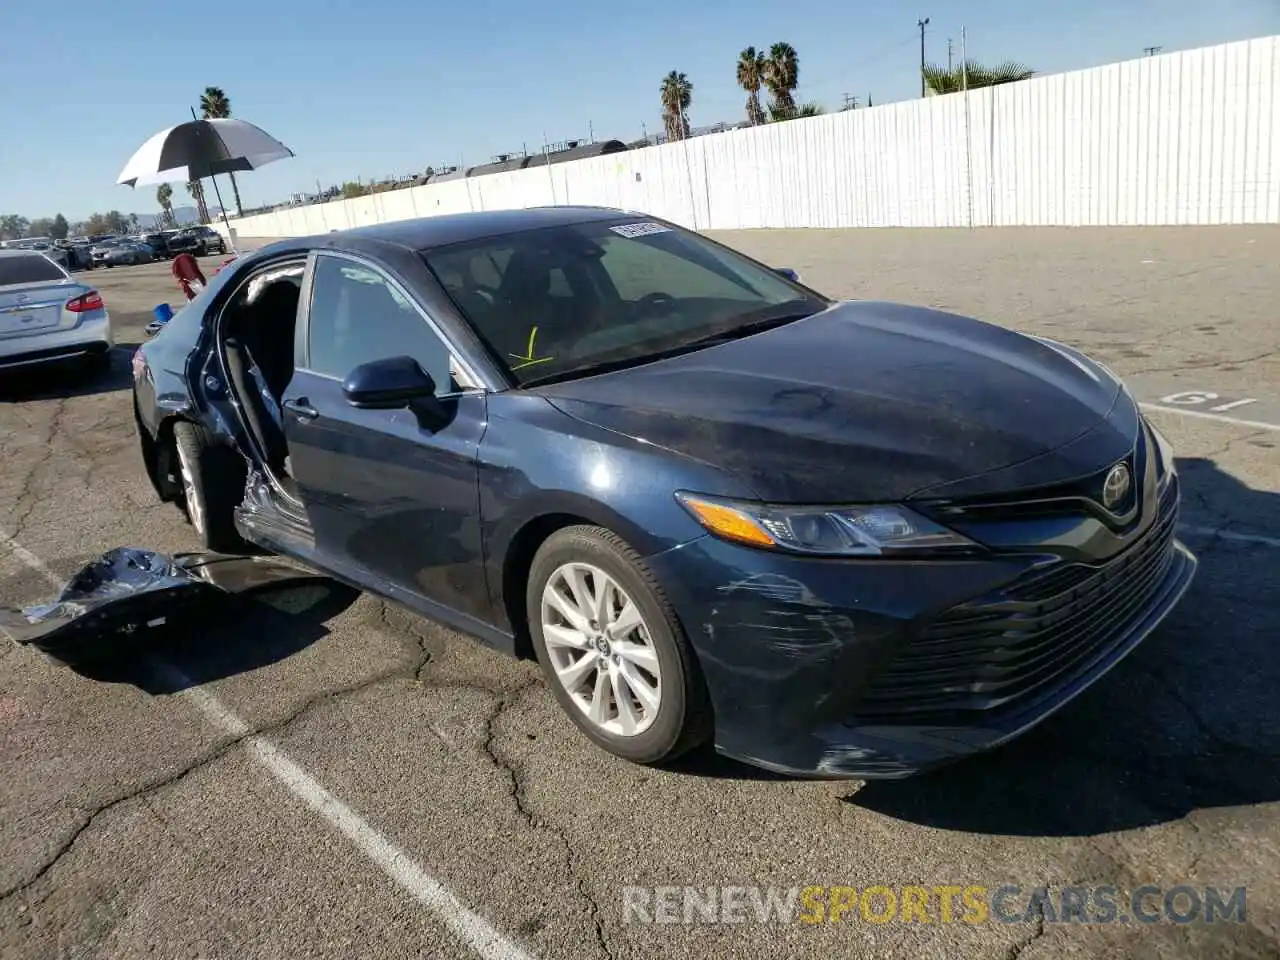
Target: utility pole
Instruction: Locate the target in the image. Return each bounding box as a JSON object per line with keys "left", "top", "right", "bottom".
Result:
{"left": 918, "top": 17, "right": 930, "bottom": 96}
{"left": 1143, "top": 45, "right": 1163, "bottom": 56}
{"left": 948, "top": 37, "right": 953, "bottom": 71}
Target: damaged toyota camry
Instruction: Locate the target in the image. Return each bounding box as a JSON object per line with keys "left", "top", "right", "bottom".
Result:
{"left": 130, "top": 207, "right": 1197, "bottom": 778}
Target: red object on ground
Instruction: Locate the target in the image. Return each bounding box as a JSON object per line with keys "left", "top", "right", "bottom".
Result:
{"left": 171, "top": 253, "right": 207, "bottom": 301}
{"left": 213, "top": 255, "right": 238, "bottom": 275}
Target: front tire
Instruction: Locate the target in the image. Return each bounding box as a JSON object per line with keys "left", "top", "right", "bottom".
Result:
{"left": 172, "top": 420, "right": 246, "bottom": 553}
{"left": 527, "top": 525, "right": 712, "bottom": 765}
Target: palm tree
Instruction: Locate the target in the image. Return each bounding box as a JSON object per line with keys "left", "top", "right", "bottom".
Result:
{"left": 659, "top": 71, "right": 693, "bottom": 142}
{"left": 922, "top": 60, "right": 1035, "bottom": 95}
{"left": 186, "top": 180, "right": 209, "bottom": 224}
{"left": 767, "top": 99, "right": 822, "bottom": 121}
{"left": 156, "top": 183, "right": 174, "bottom": 227}
{"left": 200, "top": 86, "right": 244, "bottom": 215}
{"left": 736, "top": 47, "right": 767, "bottom": 126}
{"left": 764, "top": 42, "right": 799, "bottom": 119}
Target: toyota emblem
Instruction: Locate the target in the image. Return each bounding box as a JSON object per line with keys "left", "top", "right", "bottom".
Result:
{"left": 1102, "top": 462, "right": 1132, "bottom": 510}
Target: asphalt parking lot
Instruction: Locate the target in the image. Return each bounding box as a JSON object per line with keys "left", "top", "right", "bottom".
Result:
{"left": 1, "top": 227, "right": 1277, "bottom": 960}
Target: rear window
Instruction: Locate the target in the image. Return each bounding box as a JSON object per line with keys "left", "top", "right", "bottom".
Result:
{"left": 0, "top": 254, "right": 67, "bottom": 286}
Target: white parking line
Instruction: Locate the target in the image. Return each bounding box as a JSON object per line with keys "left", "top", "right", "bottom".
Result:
{"left": 1179, "top": 526, "right": 1280, "bottom": 549}
{"left": 1139, "top": 402, "right": 1280, "bottom": 432}
{"left": 0, "top": 529, "right": 534, "bottom": 960}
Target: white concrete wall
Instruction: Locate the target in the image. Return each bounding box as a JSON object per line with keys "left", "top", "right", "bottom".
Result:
{"left": 220, "top": 35, "right": 1279, "bottom": 239}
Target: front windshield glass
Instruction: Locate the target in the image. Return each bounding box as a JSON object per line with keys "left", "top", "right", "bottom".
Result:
{"left": 421, "top": 217, "right": 828, "bottom": 386}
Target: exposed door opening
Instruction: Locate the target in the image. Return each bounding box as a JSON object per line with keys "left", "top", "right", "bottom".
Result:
{"left": 216, "top": 259, "right": 307, "bottom": 509}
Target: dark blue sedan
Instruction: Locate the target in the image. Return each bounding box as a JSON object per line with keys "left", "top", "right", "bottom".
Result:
{"left": 131, "top": 206, "right": 1197, "bottom": 778}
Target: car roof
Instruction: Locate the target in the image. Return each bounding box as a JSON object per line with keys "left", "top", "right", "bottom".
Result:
{"left": 265, "top": 206, "right": 634, "bottom": 257}
{"left": 0, "top": 248, "right": 55, "bottom": 259}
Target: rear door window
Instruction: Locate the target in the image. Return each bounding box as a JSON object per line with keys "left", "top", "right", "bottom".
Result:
{"left": 0, "top": 254, "right": 67, "bottom": 286}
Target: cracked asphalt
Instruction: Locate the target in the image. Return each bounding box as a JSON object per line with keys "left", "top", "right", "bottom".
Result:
{"left": 1, "top": 228, "right": 1278, "bottom": 960}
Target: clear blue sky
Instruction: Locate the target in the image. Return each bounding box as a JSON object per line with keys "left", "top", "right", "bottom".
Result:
{"left": 0, "top": 0, "right": 1275, "bottom": 221}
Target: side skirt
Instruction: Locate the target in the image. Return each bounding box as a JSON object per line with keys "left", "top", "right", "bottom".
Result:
{"left": 233, "top": 468, "right": 519, "bottom": 658}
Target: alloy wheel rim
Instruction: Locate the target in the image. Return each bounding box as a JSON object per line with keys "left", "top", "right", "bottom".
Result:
{"left": 176, "top": 444, "right": 204, "bottom": 535}
{"left": 541, "top": 562, "right": 662, "bottom": 737}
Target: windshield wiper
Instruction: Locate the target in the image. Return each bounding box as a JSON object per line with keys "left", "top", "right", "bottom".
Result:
{"left": 519, "top": 301, "right": 824, "bottom": 388}
{"left": 677, "top": 304, "right": 820, "bottom": 349}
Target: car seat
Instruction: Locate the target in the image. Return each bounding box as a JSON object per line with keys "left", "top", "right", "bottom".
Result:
{"left": 241, "top": 281, "right": 300, "bottom": 401}
{"left": 223, "top": 337, "right": 290, "bottom": 475}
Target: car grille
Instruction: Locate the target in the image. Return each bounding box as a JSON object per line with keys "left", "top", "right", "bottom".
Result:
{"left": 856, "top": 475, "right": 1180, "bottom": 720}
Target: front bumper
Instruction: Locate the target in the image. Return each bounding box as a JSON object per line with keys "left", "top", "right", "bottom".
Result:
{"left": 0, "top": 314, "right": 114, "bottom": 370}
{"left": 647, "top": 478, "right": 1197, "bottom": 779}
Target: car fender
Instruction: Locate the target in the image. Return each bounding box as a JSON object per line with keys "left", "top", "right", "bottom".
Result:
{"left": 478, "top": 393, "right": 746, "bottom": 567}
{"left": 489, "top": 487, "right": 685, "bottom": 565}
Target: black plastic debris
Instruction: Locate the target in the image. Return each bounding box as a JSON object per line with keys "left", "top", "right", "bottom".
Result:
{"left": 0, "top": 547, "right": 328, "bottom": 662}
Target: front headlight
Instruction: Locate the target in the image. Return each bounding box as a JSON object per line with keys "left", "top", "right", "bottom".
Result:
{"left": 675, "top": 492, "right": 978, "bottom": 556}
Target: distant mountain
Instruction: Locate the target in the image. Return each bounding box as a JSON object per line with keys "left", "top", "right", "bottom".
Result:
{"left": 134, "top": 205, "right": 224, "bottom": 229}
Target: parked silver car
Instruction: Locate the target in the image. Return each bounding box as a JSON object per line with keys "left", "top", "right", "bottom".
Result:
{"left": 0, "top": 251, "right": 113, "bottom": 372}
{"left": 90, "top": 239, "right": 153, "bottom": 268}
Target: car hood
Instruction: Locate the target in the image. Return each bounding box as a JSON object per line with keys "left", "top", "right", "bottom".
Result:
{"left": 537, "top": 301, "right": 1126, "bottom": 502}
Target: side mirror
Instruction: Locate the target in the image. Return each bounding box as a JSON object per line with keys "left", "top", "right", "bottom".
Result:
{"left": 773, "top": 267, "right": 802, "bottom": 283}
{"left": 342, "top": 356, "right": 437, "bottom": 409}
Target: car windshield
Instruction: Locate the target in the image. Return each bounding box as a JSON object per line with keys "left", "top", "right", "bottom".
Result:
{"left": 421, "top": 218, "right": 828, "bottom": 386}
{"left": 0, "top": 254, "right": 67, "bottom": 286}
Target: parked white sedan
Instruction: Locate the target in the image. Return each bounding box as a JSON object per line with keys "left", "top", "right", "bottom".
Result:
{"left": 0, "top": 251, "right": 114, "bottom": 372}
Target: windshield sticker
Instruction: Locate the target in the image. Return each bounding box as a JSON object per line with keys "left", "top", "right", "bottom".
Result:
{"left": 610, "top": 221, "right": 672, "bottom": 238}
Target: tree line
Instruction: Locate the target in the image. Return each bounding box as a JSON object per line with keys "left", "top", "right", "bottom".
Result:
{"left": 660, "top": 43, "right": 819, "bottom": 144}
{"left": 0, "top": 211, "right": 139, "bottom": 241}
{"left": 660, "top": 44, "right": 1035, "bottom": 142}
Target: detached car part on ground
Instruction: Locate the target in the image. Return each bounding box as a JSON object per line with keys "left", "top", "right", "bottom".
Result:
{"left": 130, "top": 207, "right": 1197, "bottom": 779}
{"left": 2, "top": 548, "right": 332, "bottom": 666}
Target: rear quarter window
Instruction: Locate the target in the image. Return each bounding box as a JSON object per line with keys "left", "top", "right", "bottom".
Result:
{"left": 0, "top": 255, "right": 67, "bottom": 286}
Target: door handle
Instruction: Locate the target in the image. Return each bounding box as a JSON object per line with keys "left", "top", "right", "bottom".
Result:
{"left": 283, "top": 398, "right": 319, "bottom": 421}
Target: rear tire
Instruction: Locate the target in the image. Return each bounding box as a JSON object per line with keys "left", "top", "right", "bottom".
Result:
{"left": 172, "top": 420, "right": 246, "bottom": 553}
{"left": 527, "top": 525, "right": 712, "bottom": 766}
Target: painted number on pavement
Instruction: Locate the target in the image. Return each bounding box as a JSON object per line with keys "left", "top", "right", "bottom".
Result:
{"left": 1158, "top": 390, "right": 1259, "bottom": 413}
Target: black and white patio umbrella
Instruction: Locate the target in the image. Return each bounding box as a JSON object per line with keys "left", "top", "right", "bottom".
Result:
{"left": 116, "top": 117, "right": 295, "bottom": 245}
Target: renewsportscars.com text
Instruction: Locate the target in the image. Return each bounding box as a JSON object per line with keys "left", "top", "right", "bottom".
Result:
{"left": 621, "top": 885, "right": 1247, "bottom": 926}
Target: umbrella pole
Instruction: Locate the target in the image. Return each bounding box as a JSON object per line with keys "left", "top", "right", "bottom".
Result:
{"left": 206, "top": 174, "right": 238, "bottom": 254}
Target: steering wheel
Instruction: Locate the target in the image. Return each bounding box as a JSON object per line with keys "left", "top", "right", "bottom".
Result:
{"left": 462, "top": 283, "right": 496, "bottom": 305}
{"left": 634, "top": 291, "right": 676, "bottom": 316}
